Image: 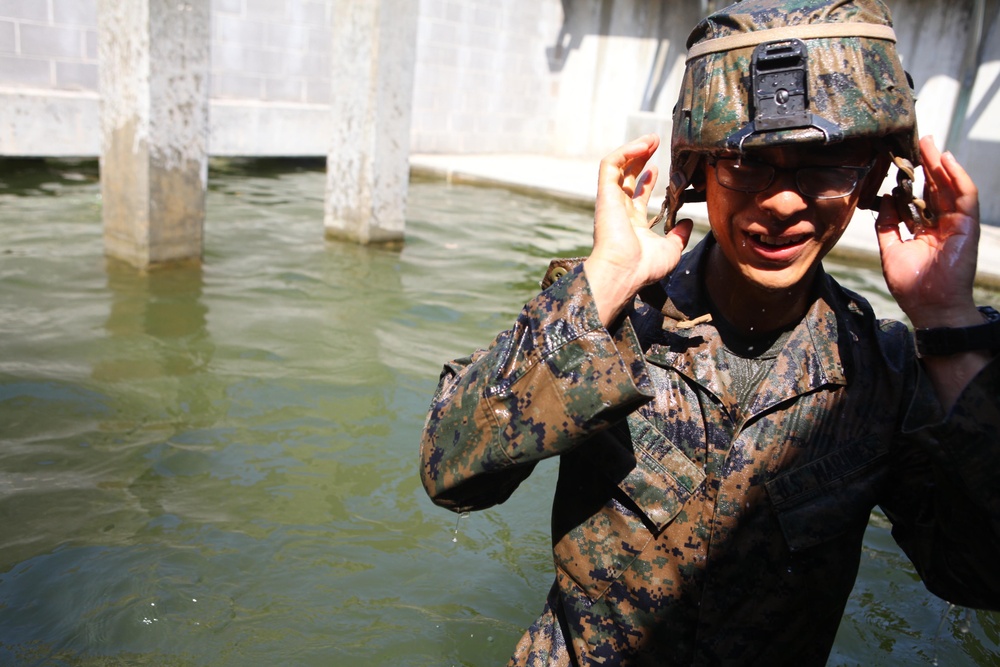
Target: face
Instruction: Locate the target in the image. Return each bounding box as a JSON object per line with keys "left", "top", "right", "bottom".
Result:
{"left": 704, "top": 140, "right": 877, "bottom": 300}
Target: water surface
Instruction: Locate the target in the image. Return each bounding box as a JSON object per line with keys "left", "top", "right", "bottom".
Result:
{"left": 0, "top": 159, "right": 997, "bottom": 666}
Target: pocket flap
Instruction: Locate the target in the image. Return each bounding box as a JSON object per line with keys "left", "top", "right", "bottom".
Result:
{"left": 611, "top": 414, "right": 705, "bottom": 533}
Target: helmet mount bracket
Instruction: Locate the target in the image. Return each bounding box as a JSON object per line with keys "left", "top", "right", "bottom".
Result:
{"left": 724, "top": 38, "right": 844, "bottom": 152}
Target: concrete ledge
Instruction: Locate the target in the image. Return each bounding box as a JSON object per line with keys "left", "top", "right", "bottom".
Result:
{"left": 411, "top": 153, "right": 1000, "bottom": 290}
{"left": 410, "top": 153, "right": 599, "bottom": 211}
{"left": 0, "top": 91, "right": 334, "bottom": 158}
{"left": 209, "top": 99, "right": 330, "bottom": 157}
{"left": 0, "top": 88, "right": 101, "bottom": 157}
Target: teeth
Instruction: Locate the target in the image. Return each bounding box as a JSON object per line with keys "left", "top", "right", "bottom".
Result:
{"left": 754, "top": 233, "right": 806, "bottom": 247}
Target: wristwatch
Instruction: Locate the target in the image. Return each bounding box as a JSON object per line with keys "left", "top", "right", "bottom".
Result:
{"left": 914, "top": 306, "right": 1000, "bottom": 357}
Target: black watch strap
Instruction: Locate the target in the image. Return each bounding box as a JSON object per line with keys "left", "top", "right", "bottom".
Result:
{"left": 914, "top": 306, "right": 1000, "bottom": 357}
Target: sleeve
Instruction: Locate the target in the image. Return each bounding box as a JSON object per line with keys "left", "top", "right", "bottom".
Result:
{"left": 419, "top": 263, "right": 655, "bottom": 513}
{"left": 882, "top": 355, "right": 1000, "bottom": 610}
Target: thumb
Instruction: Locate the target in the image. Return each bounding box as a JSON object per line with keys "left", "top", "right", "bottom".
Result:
{"left": 668, "top": 218, "right": 694, "bottom": 252}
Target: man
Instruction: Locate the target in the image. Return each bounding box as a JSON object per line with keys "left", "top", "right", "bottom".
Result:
{"left": 420, "top": 0, "right": 1000, "bottom": 664}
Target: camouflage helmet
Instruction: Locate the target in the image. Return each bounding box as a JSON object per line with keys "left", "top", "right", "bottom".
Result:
{"left": 656, "top": 0, "right": 919, "bottom": 229}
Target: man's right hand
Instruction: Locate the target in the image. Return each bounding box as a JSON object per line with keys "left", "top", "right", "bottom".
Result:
{"left": 584, "top": 134, "right": 693, "bottom": 327}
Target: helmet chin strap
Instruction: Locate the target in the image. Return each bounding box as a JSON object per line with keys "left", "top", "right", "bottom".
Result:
{"left": 889, "top": 155, "right": 935, "bottom": 232}
{"left": 651, "top": 153, "right": 703, "bottom": 232}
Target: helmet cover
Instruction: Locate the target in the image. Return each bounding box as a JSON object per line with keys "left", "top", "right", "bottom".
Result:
{"left": 657, "top": 0, "right": 919, "bottom": 228}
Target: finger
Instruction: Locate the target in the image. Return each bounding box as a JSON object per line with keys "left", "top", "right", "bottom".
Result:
{"left": 919, "top": 134, "right": 943, "bottom": 169}
{"left": 939, "top": 150, "right": 979, "bottom": 219}
{"left": 919, "top": 135, "right": 956, "bottom": 213}
{"left": 874, "top": 194, "right": 903, "bottom": 254}
{"left": 633, "top": 167, "right": 658, "bottom": 210}
{"left": 623, "top": 138, "right": 660, "bottom": 192}
{"left": 615, "top": 135, "right": 660, "bottom": 170}
{"left": 597, "top": 135, "right": 658, "bottom": 197}
{"left": 667, "top": 218, "right": 694, "bottom": 252}
{"left": 918, "top": 136, "right": 980, "bottom": 227}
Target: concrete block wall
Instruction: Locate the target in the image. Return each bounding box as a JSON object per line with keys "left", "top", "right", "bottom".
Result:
{"left": 0, "top": 0, "right": 99, "bottom": 91}
{"left": 0, "top": 0, "right": 330, "bottom": 101}
{"left": 409, "top": 0, "right": 698, "bottom": 157}
{"left": 410, "top": 0, "right": 563, "bottom": 155}
{"left": 211, "top": 0, "right": 332, "bottom": 105}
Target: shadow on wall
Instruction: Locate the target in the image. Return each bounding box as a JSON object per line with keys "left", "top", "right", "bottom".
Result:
{"left": 546, "top": 0, "right": 716, "bottom": 112}
{"left": 947, "top": 0, "right": 1000, "bottom": 146}
{"left": 546, "top": 0, "right": 603, "bottom": 71}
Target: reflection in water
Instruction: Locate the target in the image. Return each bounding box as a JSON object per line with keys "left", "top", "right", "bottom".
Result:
{"left": 0, "top": 160, "right": 996, "bottom": 666}
{"left": 98, "top": 260, "right": 212, "bottom": 380}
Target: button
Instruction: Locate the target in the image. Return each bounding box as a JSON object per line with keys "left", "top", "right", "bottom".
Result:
{"left": 548, "top": 266, "right": 568, "bottom": 282}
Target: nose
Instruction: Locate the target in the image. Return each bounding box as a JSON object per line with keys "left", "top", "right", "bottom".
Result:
{"left": 755, "top": 171, "right": 808, "bottom": 221}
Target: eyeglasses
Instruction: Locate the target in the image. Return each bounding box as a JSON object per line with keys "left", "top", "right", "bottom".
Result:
{"left": 710, "top": 156, "right": 875, "bottom": 200}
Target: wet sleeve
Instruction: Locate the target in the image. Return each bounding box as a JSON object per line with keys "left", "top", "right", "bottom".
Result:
{"left": 882, "top": 355, "right": 1000, "bottom": 610}
{"left": 419, "top": 263, "right": 655, "bottom": 513}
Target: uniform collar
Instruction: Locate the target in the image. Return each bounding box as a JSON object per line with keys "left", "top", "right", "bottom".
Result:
{"left": 642, "top": 235, "right": 851, "bottom": 416}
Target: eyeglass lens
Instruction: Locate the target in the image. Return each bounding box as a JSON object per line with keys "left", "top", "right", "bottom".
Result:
{"left": 714, "top": 159, "right": 863, "bottom": 199}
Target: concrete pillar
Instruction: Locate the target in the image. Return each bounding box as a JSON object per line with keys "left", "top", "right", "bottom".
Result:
{"left": 324, "top": 0, "right": 418, "bottom": 245}
{"left": 98, "top": 0, "right": 210, "bottom": 268}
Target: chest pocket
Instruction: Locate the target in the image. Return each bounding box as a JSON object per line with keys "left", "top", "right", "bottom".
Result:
{"left": 554, "top": 414, "right": 706, "bottom": 601}
{"left": 765, "top": 434, "right": 888, "bottom": 552}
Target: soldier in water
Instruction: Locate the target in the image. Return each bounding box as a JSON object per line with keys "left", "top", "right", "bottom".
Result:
{"left": 420, "top": 0, "right": 1000, "bottom": 663}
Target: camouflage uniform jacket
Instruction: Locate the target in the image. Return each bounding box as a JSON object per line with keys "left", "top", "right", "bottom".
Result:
{"left": 420, "top": 237, "right": 1000, "bottom": 666}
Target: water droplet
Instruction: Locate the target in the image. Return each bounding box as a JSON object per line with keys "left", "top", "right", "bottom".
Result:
{"left": 958, "top": 607, "right": 973, "bottom": 634}
{"left": 192, "top": 598, "right": 197, "bottom": 603}
{"left": 451, "top": 511, "right": 472, "bottom": 543}
{"left": 684, "top": 270, "right": 690, "bottom": 275}
{"left": 931, "top": 602, "right": 957, "bottom": 665}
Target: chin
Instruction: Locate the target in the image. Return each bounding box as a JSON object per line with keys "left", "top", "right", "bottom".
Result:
{"left": 742, "top": 267, "right": 811, "bottom": 294}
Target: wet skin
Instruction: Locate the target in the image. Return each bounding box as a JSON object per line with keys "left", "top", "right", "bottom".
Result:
{"left": 704, "top": 140, "right": 877, "bottom": 335}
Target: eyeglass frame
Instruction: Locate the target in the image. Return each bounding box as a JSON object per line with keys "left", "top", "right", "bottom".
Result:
{"left": 707, "top": 155, "right": 877, "bottom": 200}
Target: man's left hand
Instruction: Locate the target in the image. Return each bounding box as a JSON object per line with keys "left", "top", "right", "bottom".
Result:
{"left": 876, "top": 134, "right": 981, "bottom": 331}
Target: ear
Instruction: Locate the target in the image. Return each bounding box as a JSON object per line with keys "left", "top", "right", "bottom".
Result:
{"left": 690, "top": 165, "right": 707, "bottom": 192}
{"left": 682, "top": 155, "right": 707, "bottom": 196}
{"left": 856, "top": 152, "right": 892, "bottom": 211}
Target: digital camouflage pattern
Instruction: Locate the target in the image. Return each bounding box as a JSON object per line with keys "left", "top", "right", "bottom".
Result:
{"left": 420, "top": 238, "right": 1000, "bottom": 665}
{"left": 422, "top": 0, "right": 998, "bottom": 662}
{"left": 657, "top": 0, "right": 919, "bottom": 230}
{"left": 674, "top": 0, "right": 917, "bottom": 157}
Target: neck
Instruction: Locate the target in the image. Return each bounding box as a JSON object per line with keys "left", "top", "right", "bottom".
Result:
{"left": 705, "top": 246, "right": 816, "bottom": 336}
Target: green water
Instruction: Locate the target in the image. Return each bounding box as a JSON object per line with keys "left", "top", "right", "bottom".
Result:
{"left": 0, "top": 159, "right": 997, "bottom": 666}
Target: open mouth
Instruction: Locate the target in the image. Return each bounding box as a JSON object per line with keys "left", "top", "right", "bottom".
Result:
{"left": 750, "top": 232, "right": 810, "bottom": 249}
